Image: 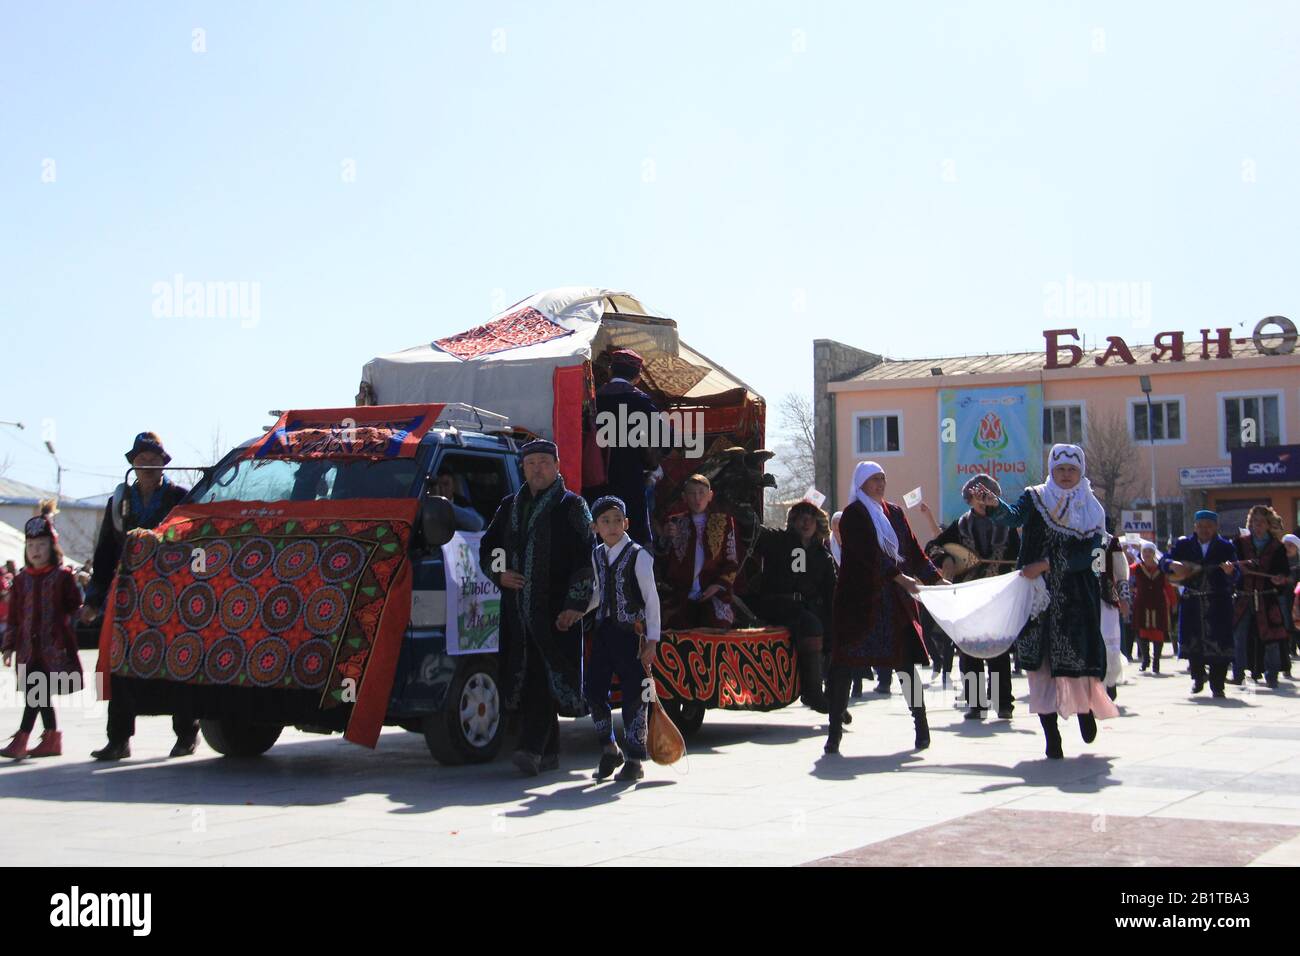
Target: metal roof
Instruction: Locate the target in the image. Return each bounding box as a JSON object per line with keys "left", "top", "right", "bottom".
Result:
{"left": 0, "top": 476, "right": 105, "bottom": 508}
{"left": 840, "top": 342, "right": 1246, "bottom": 383}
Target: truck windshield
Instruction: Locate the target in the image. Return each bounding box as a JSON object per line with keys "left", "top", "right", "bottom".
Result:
{"left": 194, "top": 457, "right": 420, "bottom": 504}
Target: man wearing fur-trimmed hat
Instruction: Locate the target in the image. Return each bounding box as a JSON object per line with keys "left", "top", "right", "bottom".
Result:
{"left": 924, "top": 474, "right": 1021, "bottom": 721}
{"left": 83, "top": 431, "right": 197, "bottom": 761}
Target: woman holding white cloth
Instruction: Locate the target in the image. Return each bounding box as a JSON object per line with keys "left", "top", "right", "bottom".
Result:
{"left": 826, "top": 462, "right": 945, "bottom": 755}
{"left": 970, "top": 444, "right": 1119, "bottom": 760}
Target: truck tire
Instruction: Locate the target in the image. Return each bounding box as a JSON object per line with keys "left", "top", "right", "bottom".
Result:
{"left": 200, "top": 719, "right": 283, "bottom": 757}
{"left": 423, "top": 657, "right": 504, "bottom": 765}
{"left": 662, "top": 700, "right": 706, "bottom": 737}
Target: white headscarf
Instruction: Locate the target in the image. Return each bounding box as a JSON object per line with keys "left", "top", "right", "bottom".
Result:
{"left": 1029, "top": 443, "right": 1106, "bottom": 539}
{"left": 850, "top": 461, "right": 900, "bottom": 560}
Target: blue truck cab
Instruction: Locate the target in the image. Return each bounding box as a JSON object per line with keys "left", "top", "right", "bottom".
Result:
{"left": 182, "top": 403, "right": 520, "bottom": 763}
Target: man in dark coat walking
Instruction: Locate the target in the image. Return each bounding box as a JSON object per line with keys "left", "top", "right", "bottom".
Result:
{"left": 1161, "top": 510, "right": 1237, "bottom": 698}
{"left": 84, "top": 432, "right": 197, "bottom": 760}
{"left": 480, "top": 439, "right": 595, "bottom": 776}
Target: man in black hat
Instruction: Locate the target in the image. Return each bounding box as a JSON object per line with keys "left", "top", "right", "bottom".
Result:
{"left": 589, "top": 348, "right": 664, "bottom": 547}
{"left": 83, "top": 431, "right": 198, "bottom": 760}
{"left": 479, "top": 439, "right": 595, "bottom": 776}
{"left": 925, "top": 474, "right": 1021, "bottom": 720}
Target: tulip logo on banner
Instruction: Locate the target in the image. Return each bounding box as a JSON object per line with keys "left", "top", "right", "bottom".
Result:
{"left": 973, "top": 412, "right": 1010, "bottom": 455}
{"left": 939, "top": 385, "right": 1044, "bottom": 524}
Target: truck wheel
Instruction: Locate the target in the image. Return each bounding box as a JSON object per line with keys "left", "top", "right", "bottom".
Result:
{"left": 423, "top": 658, "right": 503, "bottom": 765}
{"left": 662, "top": 700, "right": 706, "bottom": 737}
{"left": 200, "top": 719, "right": 283, "bottom": 757}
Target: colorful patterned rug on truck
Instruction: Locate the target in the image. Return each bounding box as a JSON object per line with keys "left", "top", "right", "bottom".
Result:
{"left": 97, "top": 499, "right": 417, "bottom": 747}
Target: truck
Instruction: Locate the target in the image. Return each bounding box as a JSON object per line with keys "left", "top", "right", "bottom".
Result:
{"left": 102, "top": 402, "right": 521, "bottom": 765}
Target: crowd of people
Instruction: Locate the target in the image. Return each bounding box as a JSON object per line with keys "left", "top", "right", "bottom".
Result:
{"left": 5, "top": 415, "right": 1300, "bottom": 786}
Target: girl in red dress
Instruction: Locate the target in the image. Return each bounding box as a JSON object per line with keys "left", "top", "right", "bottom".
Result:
{"left": 1129, "top": 541, "right": 1176, "bottom": 673}
{"left": 1, "top": 506, "right": 83, "bottom": 760}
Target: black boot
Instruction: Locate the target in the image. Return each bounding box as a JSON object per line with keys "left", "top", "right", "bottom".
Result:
{"left": 91, "top": 739, "right": 131, "bottom": 761}
{"left": 1040, "top": 714, "right": 1063, "bottom": 759}
{"left": 1078, "top": 711, "right": 1097, "bottom": 744}
{"left": 797, "top": 638, "right": 831, "bottom": 714}
{"left": 825, "top": 667, "right": 850, "bottom": 754}
{"left": 912, "top": 706, "right": 930, "bottom": 750}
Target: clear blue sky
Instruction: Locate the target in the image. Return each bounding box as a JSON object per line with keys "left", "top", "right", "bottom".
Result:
{"left": 2, "top": 1, "right": 1298, "bottom": 498}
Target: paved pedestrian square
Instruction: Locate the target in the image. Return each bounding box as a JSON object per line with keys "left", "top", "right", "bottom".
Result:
{"left": 2, "top": 651, "right": 1299, "bottom": 866}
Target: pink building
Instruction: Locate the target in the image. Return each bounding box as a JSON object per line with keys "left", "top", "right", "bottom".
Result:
{"left": 813, "top": 323, "right": 1300, "bottom": 542}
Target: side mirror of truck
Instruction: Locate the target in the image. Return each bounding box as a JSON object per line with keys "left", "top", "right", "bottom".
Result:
{"left": 420, "top": 494, "right": 455, "bottom": 550}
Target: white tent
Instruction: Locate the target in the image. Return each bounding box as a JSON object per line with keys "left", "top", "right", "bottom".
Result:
{"left": 360, "top": 286, "right": 757, "bottom": 439}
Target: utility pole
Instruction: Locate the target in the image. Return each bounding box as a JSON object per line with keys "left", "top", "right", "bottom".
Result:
{"left": 1139, "top": 376, "right": 1157, "bottom": 540}
{"left": 44, "top": 440, "right": 63, "bottom": 501}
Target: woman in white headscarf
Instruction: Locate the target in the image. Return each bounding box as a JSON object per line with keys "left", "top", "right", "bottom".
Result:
{"left": 969, "top": 444, "right": 1119, "bottom": 759}
{"left": 826, "top": 462, "right": 945, "bottom": 754}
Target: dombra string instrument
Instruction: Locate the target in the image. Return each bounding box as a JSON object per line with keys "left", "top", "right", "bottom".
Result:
{"left": 1167, "top": 557, "right": 1275, "bottom": 584}
{"left": 941, "top": 543, "right": 1017, "bottom": 577}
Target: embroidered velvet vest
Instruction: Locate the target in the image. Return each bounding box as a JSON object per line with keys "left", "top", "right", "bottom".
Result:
{"left": 594, "top": 541, "right": 646, "bottom": 629}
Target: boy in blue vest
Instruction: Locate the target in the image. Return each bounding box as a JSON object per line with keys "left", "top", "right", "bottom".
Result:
{"left": 572, "top": 495, "right": 661, "bottom": 782}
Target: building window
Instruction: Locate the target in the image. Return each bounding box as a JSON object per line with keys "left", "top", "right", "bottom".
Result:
{"left": 855, "top": 413, "right": 901, "bottom": 455}
{"left": 1131, "top": 399, "right": 1183, "bottom": 443}
{"left": 1223, "top": 393, "right": 1281, "bottom": 452}
{"left": 1135, "top": 501, "right": 1187, "bottom": 548}
{"left": 1043, "top": 404, "right": 1084, "bottom": 446}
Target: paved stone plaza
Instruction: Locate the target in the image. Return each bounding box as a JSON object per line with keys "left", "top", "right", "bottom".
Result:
{"left": 2, "top": 650, "right": 1299, "bottom": 866}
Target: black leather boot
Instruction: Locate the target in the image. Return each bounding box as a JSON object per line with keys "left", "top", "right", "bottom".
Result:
{"left": 912, "top": 706, "right": 930, "bottom": 750}
{"left": 1040, "top": 714, "right": 1063, "bottom": 759}
{"left": 1078, "top": 711, "right": 1097, "bottom": 744}
{"left": 797, "top": 637, "right": 831, "bottom": 714}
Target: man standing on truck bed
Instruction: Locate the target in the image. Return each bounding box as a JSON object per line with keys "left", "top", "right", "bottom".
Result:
{"left": 480, "top": 439, "right": 595, "bottom": 776}
{"left": 590, "top": 348, "right": 663, "bottom": 547}
{"left": 82, "top": 432, "right": 198, "bottom": 761}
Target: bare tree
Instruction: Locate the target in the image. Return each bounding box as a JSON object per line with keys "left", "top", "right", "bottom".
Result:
{"left": 1080, "top": 410, "right": 1141, "bottom": 529}
{"left": 764, "top": 393, "right": 819, "bottom": 527}
{"left": 772, "top": 393, "right": 817, "bottom": 496}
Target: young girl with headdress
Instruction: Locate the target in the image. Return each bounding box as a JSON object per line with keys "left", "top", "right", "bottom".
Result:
{"left": 1, "top": 502, "right": 84, "bottom": 759}
{"left": 1130, "top": 541, "right": 1176, "bottom": 674}
{"left": 970, "top": 444, "right": 1119, "bottom": 759}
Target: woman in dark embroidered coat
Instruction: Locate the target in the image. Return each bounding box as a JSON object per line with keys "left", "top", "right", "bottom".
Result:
{"left": 972, "top": 443, "right": 1118, "bottom": 760}
{"left": 479, "top": 440, "right": 594, "bottom": 776}
{"left": 826, "top": 461, "right": 943, "bottom": 755}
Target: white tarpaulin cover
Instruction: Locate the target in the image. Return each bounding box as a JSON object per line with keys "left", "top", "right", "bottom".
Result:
{"left": 361, "top": 286, "right": 756, "bottom": 440}
{"left": 915, "top": 573, "right": 1049, "bottom": 659}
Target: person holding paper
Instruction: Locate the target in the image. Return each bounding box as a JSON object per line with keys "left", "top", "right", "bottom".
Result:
{"left": 924, "top": 475, "right": 1020, "bottom": 721}
{"left": 970, "top": 444, "right": 1118, "bottom": 760}
{"left": 825, "top": 462, "right": 945, "bottom": 755}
